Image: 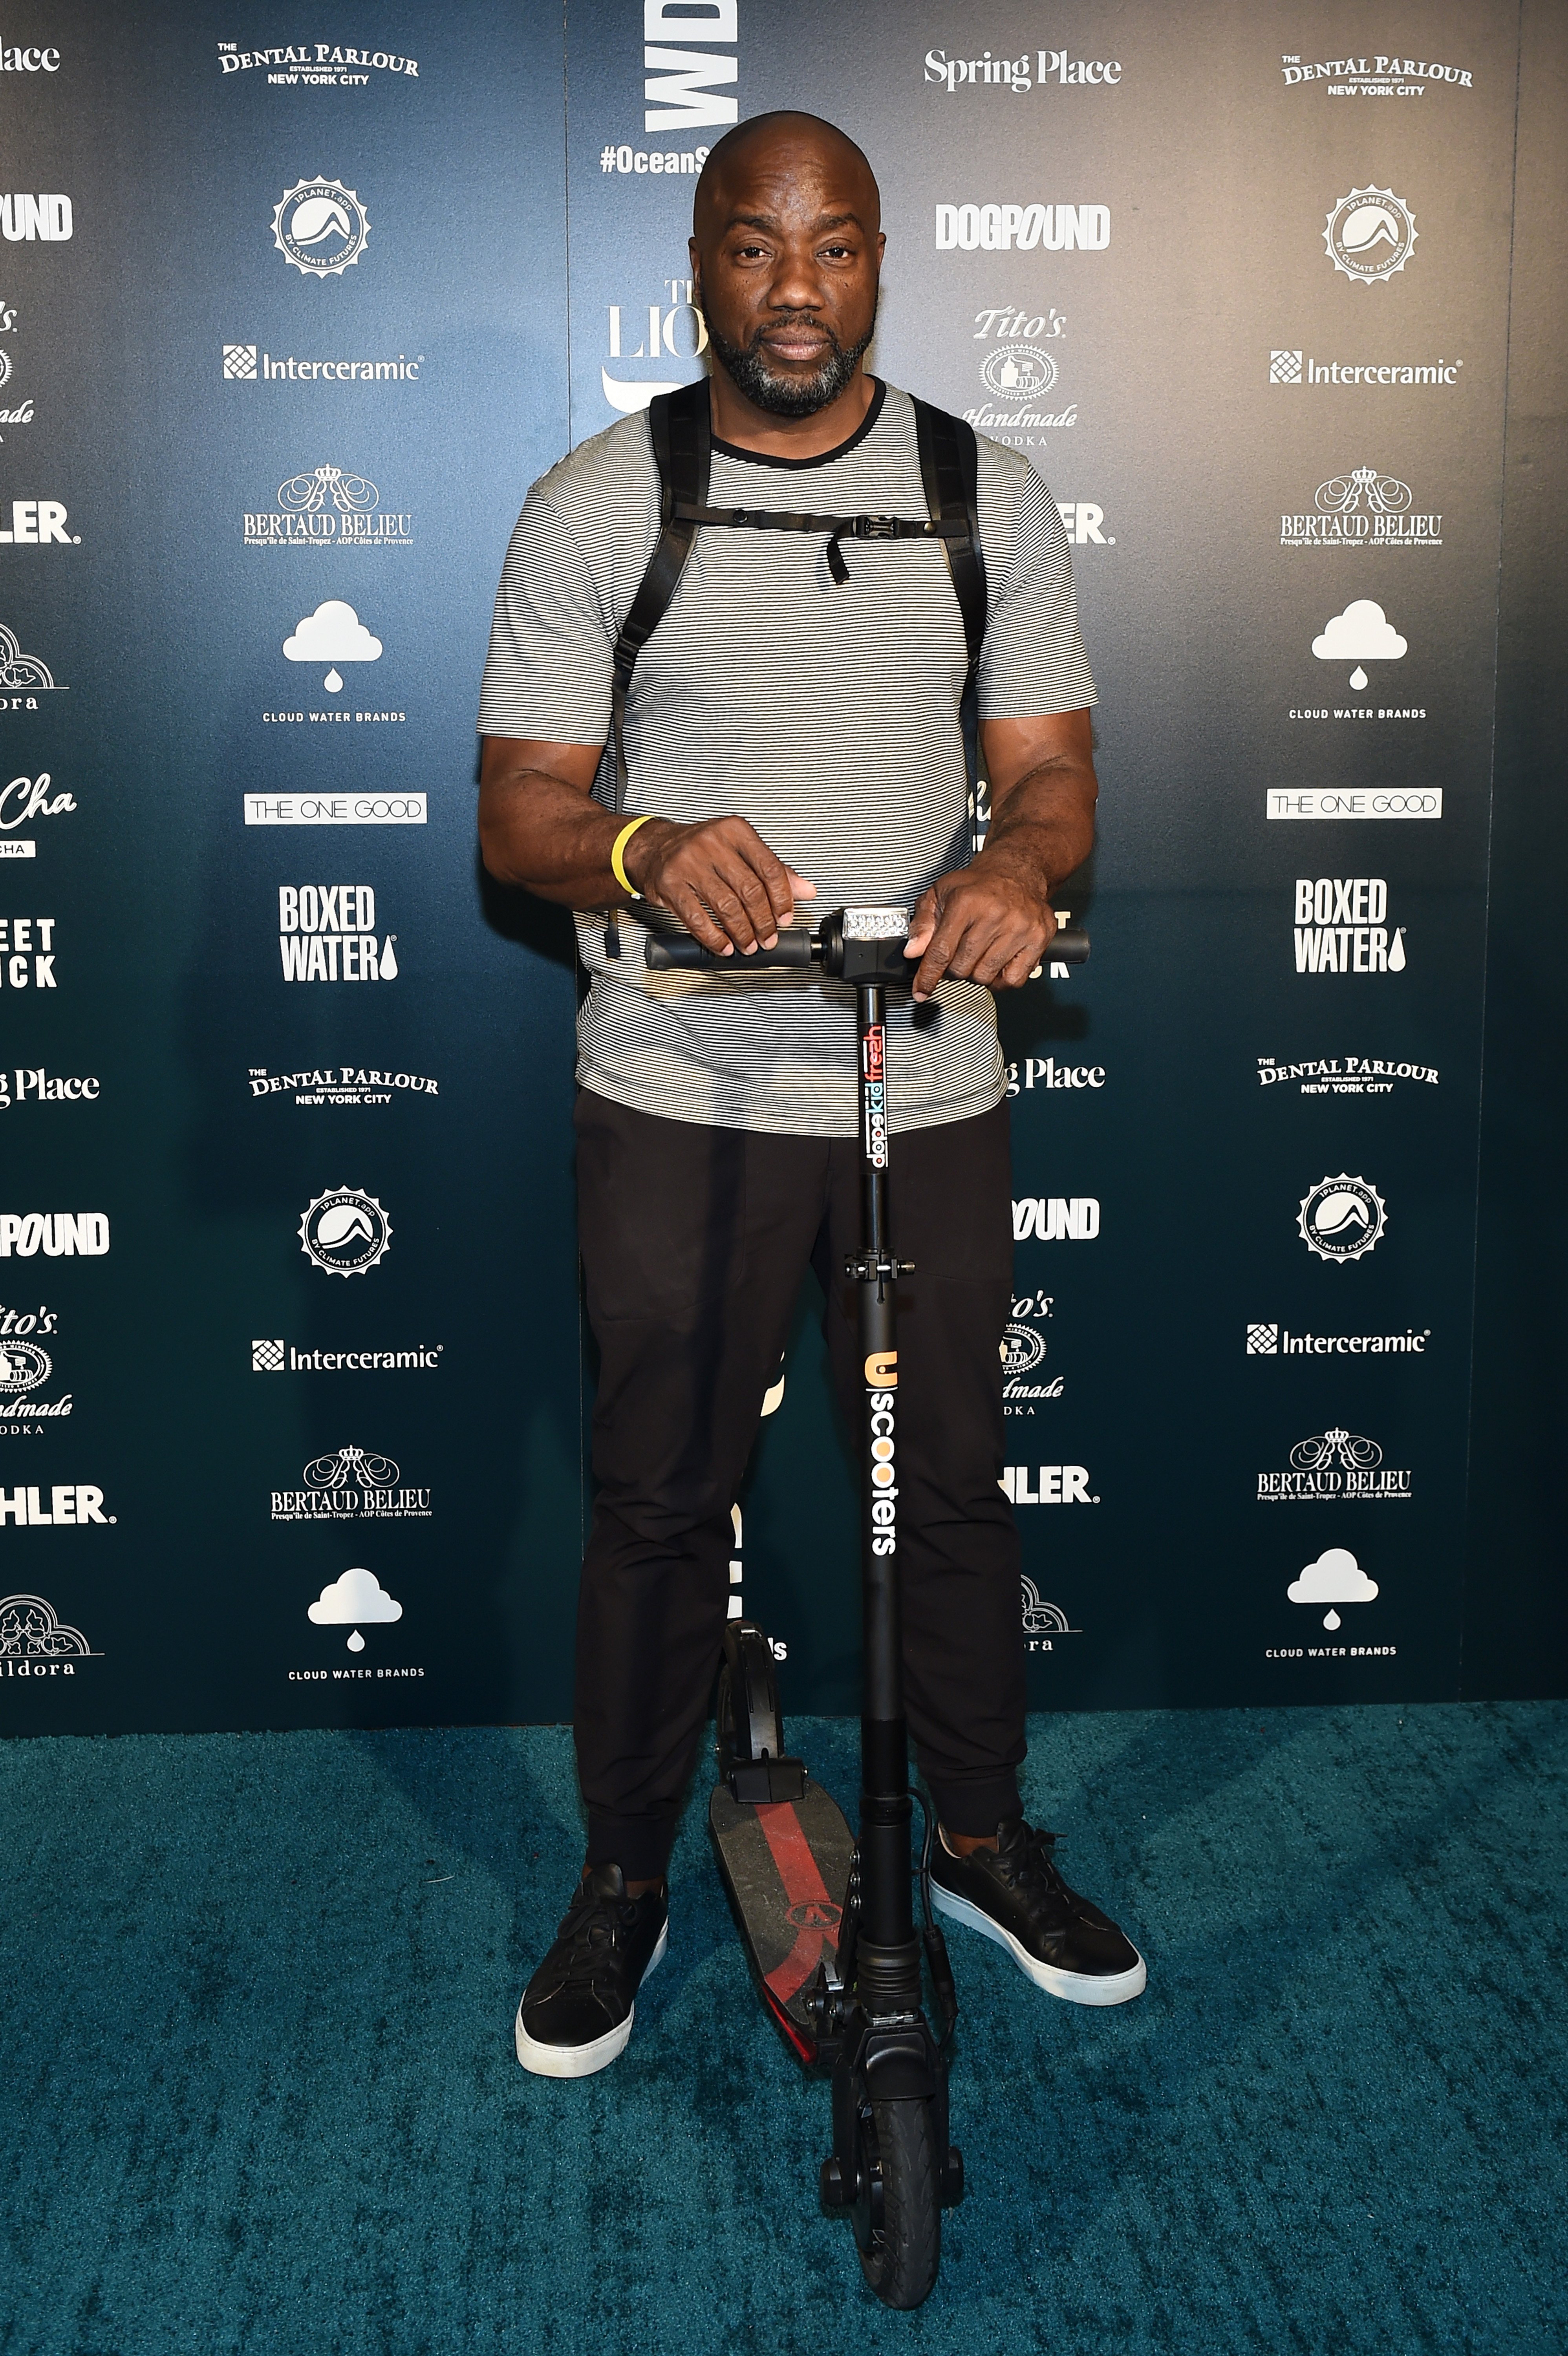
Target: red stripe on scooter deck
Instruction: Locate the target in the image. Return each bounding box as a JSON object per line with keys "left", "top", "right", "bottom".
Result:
{"left": 709, "top": 1777, "right": 854, "bottom": 2034}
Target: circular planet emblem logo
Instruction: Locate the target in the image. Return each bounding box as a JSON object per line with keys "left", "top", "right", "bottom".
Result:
{"left": 1323, "top": 186, "right": 1416, "bottom": 284}
{"left": 298, "top": 1186, "right": 392, "bottom": 1277}
{"left": 1297, "top": 1174, "right": 1387, "bottom": 1264}
{"left": 272, "top": 179, "right": 370, "bottom": 277}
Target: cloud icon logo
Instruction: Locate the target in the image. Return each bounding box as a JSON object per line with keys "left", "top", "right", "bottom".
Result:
{"left": 1288, "top": 1546, "right": 1379, "bottom": 1630}
{"left": 283, "top": 599, "right": 383, "bottom": 695}
{"left": 309, "top": 1565, "right": 402, "bottom": 1651}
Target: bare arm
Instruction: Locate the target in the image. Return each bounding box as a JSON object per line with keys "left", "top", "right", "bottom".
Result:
{"left": 478, "top": 735, "right": 815, "bottom": 955}
{"left": 903, "top": 709, "right": 1098, "bottom": 1001}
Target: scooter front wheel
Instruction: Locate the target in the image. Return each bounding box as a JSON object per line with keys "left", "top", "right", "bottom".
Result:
{"left": 854, "top": 2097, "right": 942, "bottom": 2310}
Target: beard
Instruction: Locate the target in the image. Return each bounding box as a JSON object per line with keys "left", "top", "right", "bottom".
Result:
{"left": 707, "top": 303, "right": 878, "bottom": 418}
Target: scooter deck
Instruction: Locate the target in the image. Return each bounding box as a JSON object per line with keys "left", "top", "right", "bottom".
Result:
{"left": 710, "top": 1775, "right": 855, "bottom": 2062}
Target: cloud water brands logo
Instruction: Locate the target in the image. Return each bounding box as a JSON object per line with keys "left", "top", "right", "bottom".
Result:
{"left": 272, "top": 1444, "right": 430, "bottom": 1522}
{"left": 0, "top": 1067, "right": 100, "bottom": 1108}
{"left": 926, "top": 48, "right": 1122, "bottom": 92}
{"left": 1323, "top": 188, "right": 1416, "bottom": 283}
{"left": 0, "top": 1593, "right": 100, "bottom": 1679}
{"left": 1246, "top": 1321, "right": 1429, "bottom": 1357}
{"left": 0, "top": 1212, "right": 107, "bottom": 1259}
{"left": 1283, "top": 465, "right": 1440, "bottom": 551}
{"left": 307, "top": 1564, "right": 401, "bottom": 1652}
{"left": 0, "top": 772, "right": 75, "bottom": 857}
{"left": 1282, "top": 52, "right": 1473, "bottom": 96}
{"left": 1292, "top": 877, "right": 1406, "bottom": 974}
{"left": 0, "top": 912, "right": 54, "bottom": 988}
{"left": 999, "top": 1465, "right": 1096, "bottom": 1505}
{"left": 602, "top": 275, "right": 707, "bottom": 413}
{"left": 298, "top": 1187, "right": 391, "bottom": 1277}
{"left": 0, "top": 1303, "right": 68, "bottom": 1430}
{"left": 252, "top": 1336, "right": 444, "bottom": 1373}
{"left": 1260, "top": 1428, "right": 1411, "bottom": 1504}
{"left": 0, "top": 197, "right": 71, "bottom": 242}
{"left": 223, "top": 344, "right": 423, "bottom": 385}
{"left": 1020, "top": 1576, "right": 1079, "bottom": 1654}
{"left": 1257, "top": 1053, "right": 1436, "bottom": 1096}
{"left": 246, "top": 465, "right": 411, "bottom": 553}
{"left": 248, "top": 1063, "right": 437, "bottom": 1108}
{"left": 1269, "top": 347, "right": 1460, "bottom": 389}
{"left": 0, "top": 296, "right": 34, "bottom": 442}
{"left": 218, "top": 41, "right": 419, "bottom": 85}
{"left": 278, "top": 885, "right": 397, "bottom": 984}
{"left": 968, "top": 304, "right": 1078, "bottom": 443}
{"left": 1288, "top": 1547, "right": 1379, "bottom": 1632}
{"left": 282, "top": 598, "right": 381, "bottom": 695}
{"left": 1012, "top": 1196, "right": 1099, "bottom": 1240}
{"left": 638, "top": 0, "right": 736, "bottom": 135}
{"left": 0, "top": 623, "right": 64, "bottom": 711}
{"left": 1297, "top": 1175, "right": 1387, "bottom": 1263}
{"left": 271, "top": 180, "right": 369, "bottom": 276}
{"left": 0, "top": 1482, "right": 112, "bottom": 1526}
{"left": 1312, "top": 599, "right": 1408, "bottom": 696}
{"left": 937, "top": 203, "right": 1109, "bottom": 253}
{"left": 0, "top": 499, "right": 75, "bottom": 545}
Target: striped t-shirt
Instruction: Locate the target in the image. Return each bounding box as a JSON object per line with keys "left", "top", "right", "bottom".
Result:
{"left": 477, "top": 380, "right": 1097, "bottom": 1136}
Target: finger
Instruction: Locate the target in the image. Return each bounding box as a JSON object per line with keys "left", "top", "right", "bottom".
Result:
{"left": 662, "top": 880, "right": 734, "bottom": 955}
{"left": 967, "top": 924, "right": 1048, "bottom": 990}
{"left": 698, "top": 867, "right": 770, "bottom": 955}
{"left": 710, "top": 853, "right": 785, "bottom": 950}
{"left": 911, "top": 905, "right": 971, "bottom": 1000}
{"left": 786, "top": 869, "right": 817, "bottom": 900}
{"left": 994, "top": 942, "right": 1043, "bottom": 991}
{"left": 904, "top": 886, "right": 940, "bottom": 958}
{"left": 719, "top": 826, "right": 799, "bottom": 940}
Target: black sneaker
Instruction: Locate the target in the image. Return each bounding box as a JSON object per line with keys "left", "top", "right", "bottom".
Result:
{"left": 929, "top": 1820, "right": 1146, "bottom": 2006}
{"left": 514, "top": 1865, "right": 669, "bottom": 2078}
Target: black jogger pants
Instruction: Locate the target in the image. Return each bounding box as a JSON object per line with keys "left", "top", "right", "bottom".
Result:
{"left": 573, "top": 1088, "right": 1027, "bottom": 1880}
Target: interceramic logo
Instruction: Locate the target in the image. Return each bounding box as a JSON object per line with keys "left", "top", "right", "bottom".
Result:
{"left": 1323, "top": 187, "right": 1416, "bottom": 283}
{"left": 271, "top": 179, "right": 369, "bottom": 276}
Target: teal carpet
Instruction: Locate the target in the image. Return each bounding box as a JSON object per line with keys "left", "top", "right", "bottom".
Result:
{"left": 2, "top": 1704, "right": 1565, "bottom": 2354}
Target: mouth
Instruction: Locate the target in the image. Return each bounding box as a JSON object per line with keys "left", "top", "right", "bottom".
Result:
{"left": 758, "top": 323, "right": 833, "bottom": 364}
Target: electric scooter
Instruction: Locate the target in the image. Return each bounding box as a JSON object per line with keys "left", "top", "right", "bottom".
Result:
{"left": 646, "top": 905, "right": 1090, "bottom": 2307}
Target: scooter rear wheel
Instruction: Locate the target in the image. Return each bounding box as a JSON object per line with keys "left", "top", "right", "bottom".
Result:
{"left": 856, "top": 2097, "right": 941, "bottom": 2310}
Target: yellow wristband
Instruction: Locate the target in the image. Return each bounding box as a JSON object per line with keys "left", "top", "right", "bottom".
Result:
{"left": 611, "top": 813, "right": 657, "bottom": 899}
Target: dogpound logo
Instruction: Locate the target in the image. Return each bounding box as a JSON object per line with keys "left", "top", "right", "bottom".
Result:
{"left": 0, "top": 1213, "right": 107, "bottom": 1257}
{"left": 272, "top": 180, "right": 369, "bottom": 276}
{"left": 1297, "top": 1175, "right": 1386, "bottom": 1263}
{"left": 298, "top": 1187, "right": 391, "bottom": 1276}
{"left": 1324, "top": 187, "right": 1416, "bottom": 282}
{"left": 1013, "top": 1196, "right": 1099, "bottom": 1239}
{"left": 0, "top": 197, "right": 71, "bottom": 241}
{"left": 0, "top": 1593, "right": 99, "bottom": 1674}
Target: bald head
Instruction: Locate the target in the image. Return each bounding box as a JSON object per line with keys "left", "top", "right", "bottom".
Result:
{"left": 689, "top": 111, "right": 884, "bottom": 424}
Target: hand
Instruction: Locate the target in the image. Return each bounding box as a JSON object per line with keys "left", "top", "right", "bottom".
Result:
{"left": 626, "top": 813, "right": 816, "bottom": 955}
{"left": 903, "top": 857, "right": 1057, "bottom": 1002}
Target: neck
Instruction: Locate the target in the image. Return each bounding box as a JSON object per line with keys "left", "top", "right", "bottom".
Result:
{"left": 706, "top": 362, "right": 875, "bottom": 461}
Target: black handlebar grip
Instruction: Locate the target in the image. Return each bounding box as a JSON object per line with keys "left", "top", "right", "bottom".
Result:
{"left": 644, "top": 930, "right": 816, "bottom": 971}
{"left": 1047, "top": 928, "right": 1090, "bottom": 966}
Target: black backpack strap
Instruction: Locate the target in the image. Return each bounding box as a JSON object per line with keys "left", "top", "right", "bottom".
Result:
{"left": 912, "top": 398, "right": 989, "bottom": 856}
{"left": 604, "top": 380, "right": 711, "bottom": 955}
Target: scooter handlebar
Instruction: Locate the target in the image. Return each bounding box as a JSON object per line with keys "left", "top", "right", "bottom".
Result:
{"left": 644, "top": 924, "right": 1090, "bottom": 973}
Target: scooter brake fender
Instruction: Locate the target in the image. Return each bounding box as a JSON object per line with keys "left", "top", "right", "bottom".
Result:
{"left": 862, "top": 2029, "right": 937, "bottom": 2104}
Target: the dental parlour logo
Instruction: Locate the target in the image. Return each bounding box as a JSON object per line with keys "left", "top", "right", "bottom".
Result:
{"left": 272, "top": 1444, "right": 430, "bottom": 1522}
{"left": 1324, "top": 187, "right": 1416, "bottom": 283}
{"left": 248, "top": 1064, "right": 437, "bottom": 1108}
{"left": 1259, "top": 1429, "right": 1411, "bottom": 1504}
{"left": 1283, "top": 465, "right": 1441, "bottom": 550}
{"left": 219, "top": 42, "right": 419, "bottom": 84}
{"left": 1020, "top": 1575, "right": 1080, "bottom": 1654}
{"left": 1297, "top": 1175, "right": 1386, "bottom": 1263}
{"left": 0, "top": 1593, "right": 100, "bottom": 1676}
{"left": 1257, "top": 1054, "right": 1436, "bottom": 1096}
{"left": 307, "top": 1564, "right": 401, "bottom": 1650}
{"left": 1282, "top": 53, "right": 1472, "bottom": 96}
{"left": 246, "top": 465, "right": 411, "bottom": 551}
{"left": 272, "top": 180, "right": 369, "bottom": 276}
{"left": 298, "top": 1187, "right": 390, "bottom": 1277}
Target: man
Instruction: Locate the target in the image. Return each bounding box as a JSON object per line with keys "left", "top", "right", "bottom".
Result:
{"left": 478, "top": 111, "right": 1145, "bottom": 2080}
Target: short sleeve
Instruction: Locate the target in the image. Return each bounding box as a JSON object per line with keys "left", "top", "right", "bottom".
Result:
{"left": 476, "top": 487, "right": 616, "bottom": 744}
{"left": 976, "top": 462, "right": 1098, "bottom": 720}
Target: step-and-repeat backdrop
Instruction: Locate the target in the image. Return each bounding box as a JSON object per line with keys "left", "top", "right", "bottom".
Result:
{"left": 1, "top": 2, "right": 1533, "bottom": 1732}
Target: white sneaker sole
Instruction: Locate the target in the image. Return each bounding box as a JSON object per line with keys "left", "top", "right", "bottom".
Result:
{"left": 514, "top": 1920, "right": 668, "bottom": 2078}
{"left": 931, "top": 1884, "right": 1147, "bottom": 2006}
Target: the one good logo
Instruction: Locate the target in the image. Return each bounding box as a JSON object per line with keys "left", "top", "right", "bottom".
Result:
{"left": 0, "top": 1593, "right": 98, "bottom": 1673}
{"left": 272, "top": 1444, "right": 430, "bottom": 1522}
{"left": 1257, "top": 1055, "right": 1436, "bottom": 1095}
{"left": 1294, "top": 877, "right": 1406, "bottom": 974}
{"left": 1324, "top": 187, "right": 1416, "bottom": 283}
{"left": 247, "top": 465, "right": 411, "bottom": 550}
{"left": 224, "top": 344, "right": 423, "bottom": 384}
{"left": 980, "top": 345, "right": 1057, "bottom": 397}
{"left": 1297, "top": 1174, "right": 1387, "bottom": 1262}
{"left": 1282, "top": 465, "right": 1441, "bottom": 550}
{"left": 243, "top": 792, "right": 424, "bottom": 825}
{"left": 0, "top": 1336, "right": 48, "bottom": 1391}
{"left": 937, "top": 203, "right": 1109, "bottom": 252}
{"left": 999, "top": 1465, "right": 1097, "bottom": 1503}
{"left": 0, "top": 622, "right": 62, "bottom": 702}
{"left": 868, "top": 1387, "right": 898, "bottom": 1556}
{"left": 1246, "top": 1321, "right": 1429, "bottom": 1356}
{"left": 1312, "top": 598, "right": 1406, "bottom": 691}
{"left": 0, "top": 1213, "right": 107, "bottom": 1257}
{"left": 1270, "top": 347, "right": 1460, "bottom": 389}
{"left": 642, "top": 0, "right": 736, "bottom": 132}
{"left": 1269, "top": 788, "right": 1439, "bottom": 821}
{"left": 278, "top": 885, "right": 397, "bottom": 982}
{"left": 1012, "top": 1196, "right": 1099, "bottom": 1240}
{"left": 307, "top": 1564, "right": 401, "bottom": 1651}
{"left": 1288, "top": 1546, "right": 1378, "bottom": 1629}
{"left": 0, "top": 1484, "right": 110, "bottom": 1524}
{"left": 282, "top": 599, "right": 381, "bottom": 693}
{"left": 0, "top": 197, "right": 71, "bottom": 241}
{"left": 1260, "top": 1429, "right": 1411, "bottom": 1504}
{"left": 298, "top": 1187, "right": 391, "bottom": 1277}
{"left": 272, "top": 180, "right": 369, "bottom": 276}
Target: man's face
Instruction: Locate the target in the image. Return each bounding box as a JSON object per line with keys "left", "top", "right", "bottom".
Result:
{"left": 691, "top": 132, "right": 884, "bottom": 418}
